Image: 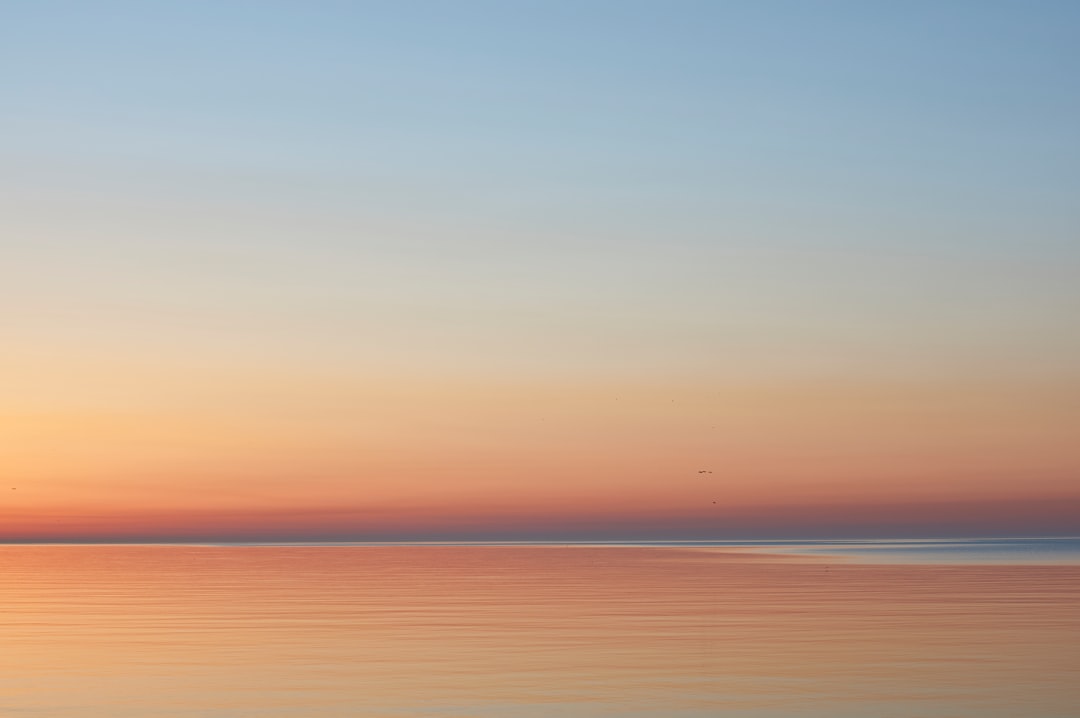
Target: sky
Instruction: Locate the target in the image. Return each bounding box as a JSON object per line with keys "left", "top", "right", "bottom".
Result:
{"left": 2, "top": 0, "right": 1079, "bottom": 542}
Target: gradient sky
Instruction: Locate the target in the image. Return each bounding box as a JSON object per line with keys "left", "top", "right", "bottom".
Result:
{"left": 3, "top": 1, "right": 1079, "bottom": 541}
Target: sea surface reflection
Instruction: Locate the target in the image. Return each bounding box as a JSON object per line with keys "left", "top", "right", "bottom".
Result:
{"left": 1, "top": 542, "right": 1077, "bottom": 717}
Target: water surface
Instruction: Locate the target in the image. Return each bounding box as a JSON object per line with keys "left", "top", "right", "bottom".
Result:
{"left": 1, "top": 542, "right": 1077, "bottom": 717}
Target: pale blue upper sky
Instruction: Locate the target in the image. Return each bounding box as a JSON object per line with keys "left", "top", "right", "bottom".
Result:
{"left": 3, "top": 0, "right": 1079, "bottom": 383}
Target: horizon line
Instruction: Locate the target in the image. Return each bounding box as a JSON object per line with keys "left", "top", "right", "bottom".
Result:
{"left": 2, "top": 535, "right": 1077, "bottom": 547}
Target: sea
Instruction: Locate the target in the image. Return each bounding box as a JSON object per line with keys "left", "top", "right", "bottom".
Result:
{"left": 2, "top": 538, "right": 1078, "bottom": 717}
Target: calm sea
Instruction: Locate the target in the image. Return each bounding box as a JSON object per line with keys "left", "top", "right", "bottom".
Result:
{"left": 2, "top": 540, "right": 1078, "bottom": 717}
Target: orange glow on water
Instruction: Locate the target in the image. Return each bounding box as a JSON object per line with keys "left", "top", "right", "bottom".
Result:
{"left": 2, "top": 545, "right": 1078, "bottom": 716}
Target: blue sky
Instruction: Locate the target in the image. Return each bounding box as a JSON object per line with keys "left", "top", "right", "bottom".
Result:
{"left": 6, "top": 0, "right": 1078, "bottom": 252}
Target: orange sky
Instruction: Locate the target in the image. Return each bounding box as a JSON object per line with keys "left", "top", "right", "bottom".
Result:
{"left": 4, "top": 360, "right": 1078, "bottom": 540}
